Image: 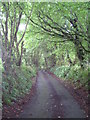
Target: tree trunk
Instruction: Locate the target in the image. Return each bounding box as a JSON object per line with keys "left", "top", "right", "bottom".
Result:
{"left": 67, "top": 50, "right": 72, "bottom": 66}
{"left": 17, "top": 41, "right": 24, "bottom": 66}
{"left": 44, "top": 57, "right": 48, "bottom": 69}
{"left": 71, "top": 16, "right": 85, "bottom": 68}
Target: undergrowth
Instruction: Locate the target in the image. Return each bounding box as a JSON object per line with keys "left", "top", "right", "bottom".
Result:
{"left": 50, "top": 65, "right": 89, "bottom": 90}
{"left": 2, "top": 65, "right": 36, "bottom": 105}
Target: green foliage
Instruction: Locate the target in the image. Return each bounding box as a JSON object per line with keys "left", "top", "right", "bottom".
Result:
{"left": 51, "top": 66, "right": 70, "bottom": 78}
{"left": 51, "top": 65, "right": 89, "bottom": 89}
{"left": 3, "top": 95, "right": 12, "bottom": 105}
{"left": 0, "top": 58, "right": 4, "bottom": 72}
{"left": 2, "top": 65, "right": 36, "bottom": 105}
{"left": 2, "top": 2, "right": 89, "bottom": 106}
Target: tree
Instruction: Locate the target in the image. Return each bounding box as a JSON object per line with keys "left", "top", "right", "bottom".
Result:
{"left": 1, "top": 2, "right": 33, "bottom": 70}
{"left": 28, "top": 2, "right": 89, "bottom": 68}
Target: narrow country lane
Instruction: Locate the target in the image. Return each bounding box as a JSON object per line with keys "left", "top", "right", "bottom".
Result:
{"left": 19, "top": 71, "right": 86, "bottom": 118}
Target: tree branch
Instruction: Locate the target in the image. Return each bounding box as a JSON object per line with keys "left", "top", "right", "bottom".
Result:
{"left": 14, "top": 11, "right": 22, "bottom": 42}
{"left": 49, "top": 40, "right": 71, "bottom": 43}
{"left": 17, "top": 6, "right": 33, "bottom": 46}
{"left": 80, "top": 42, "right": 90, "bottom": 53}
{"left": 3, "top": 3, "right": 9, "bottom": 51}
{"left": 1, "top": 21, "right": 5, "bottom": 36}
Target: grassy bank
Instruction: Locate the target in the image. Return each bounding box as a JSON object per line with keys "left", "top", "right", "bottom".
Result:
{"left": 50, "top": 65, "right": 89, "bottom": 90}
{"left": 2, "top": 65, "right": 36, "bottom": 105}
